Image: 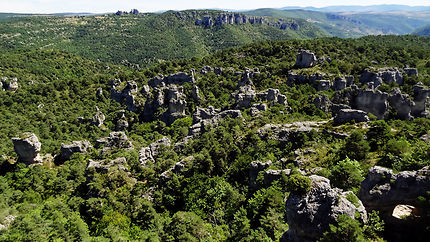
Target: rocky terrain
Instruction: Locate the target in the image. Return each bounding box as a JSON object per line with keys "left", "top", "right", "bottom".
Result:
{"left": 1, "top": 34, "right": 430, "bottom": 241}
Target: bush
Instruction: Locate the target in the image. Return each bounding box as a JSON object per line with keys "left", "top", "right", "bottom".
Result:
{"left": 286, "top": 173, "right": 312, "bottom": 196}
{"left": 330, "top": 157, "right": 363, "bottom": 190}
{"left": 319, "top": 214, "right": 366, "bottom": 242}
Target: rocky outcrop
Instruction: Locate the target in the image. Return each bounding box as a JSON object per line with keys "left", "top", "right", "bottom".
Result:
{"left": 359, "top": 166, "right": 430, "bottom": 214}
{"left": 264, "top": 169, "right": 291, "bottom": 186}
{"left": 191, "top": 85, "right": 201, "bottom": 103}
{"left": 360, "top": 67, "right": 403, "bottom": 86}
{"left": 160, "top": 156, "right": 194, "bottom": 182}
{"left": 139, "top": 137, "right": 172, "bottom": 166}
{"left": 388, "top": 88, "right": 415, "bottom": 120}
{"left": 195, "top": 13, "right": 265, "bottom": 28}
{"left": 286, "top": 71, "right": 326, "bottom": 86}
{"left": 249, "top": 160, "right": 272, "bottom": 191}
{"left": 232, "top": 85, "right": 256, "bottom": 109}
{"left": 317, "top": 80, "right": 331, "bottom": 91}
{"left": 59, "top": 140, "right": 92, "bottom": 162}
{"left": 189, "top": 107, "right": 242, "bottom": 135}
{"left": 256, "top": 121, "right": 327, "bottom": 142}
{"left": 313, "top": 94, "right": 332, "bottom": 113}
{"left": 148, "top": 71, "right": 195, "bottom": 88}
{"left": 354, "top": 89, "right": 389, "bottom": 120}
{"left": 12, "top": 133, "right": 42, "bottom": 164}
{"left": 295, "top": 50, "right": 317, "bottom": 68}
{"left": 111, "top": 80, "right": 142, "bottom": 113}
{"left": 411, "top": 82, "right": 430, "bottom": 118}
{"left": 96, "top": 132, "right": 133, "bottom": 151}
{"left": 161, "top": 85, "right": 187, "bottom": 125}
{"left": 88, "top": 157, "right": 128, "bottom": 172}
{"left": 333, "top": 77, "right": 347, "bottom": 90}
{"left": 334, "top": 109, "right": 369, "bottom": 125}
{"left": 1, "top": 77, "right": 19, "bottom": 92}
{"left": 283, "top": 175, "right": 367, "bottom": 242}
{"left": 250, "top": 103, "right": 268, "bottom": 116}
{"left": 404, "top": 68, "right": 418, "bottom": 76}
{"left": 91, "top": 107, "right": 105, "bottom": 127}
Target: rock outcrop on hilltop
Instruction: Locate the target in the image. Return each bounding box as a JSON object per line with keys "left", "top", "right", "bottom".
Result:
{"left": 295, "top": 50, "right": 317, "bottom": 68}
{"left": 283, "top": 175, "right": 367, "bottom": 242}
{"left": 334, "top": 109, "right": 369, "bottom": 125}
{"left": 360, "top": 67, "right": 403, "bottom": 87}
{"left": 11, "top": 133, "right": 42, "bottom": 164}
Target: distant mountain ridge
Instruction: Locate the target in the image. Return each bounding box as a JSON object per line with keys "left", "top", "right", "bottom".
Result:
{"left": 279, "top": 4, "right": 430, "bottom": 12}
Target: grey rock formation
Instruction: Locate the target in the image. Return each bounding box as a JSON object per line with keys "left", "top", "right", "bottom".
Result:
{"left": 287, "top": 71, "right": 326, "bottom": 86}
{"left": 162, "top": 85, "right": 187, "bottom": 125}
{"left": 256, "top": 121, "right": 328, "bottom": 142}
{"left": 355, "top": 89, "right": 389, "bottom": 120}
{"left": 360, "top": 67, "right": 403, "bottom": 86}
{"left": 111, "top": 80, "right": 141, "bottom": 113}
{"left": 333, "top": 77, "right": 347, "bottom": 90}
{"left": 313, "top": 94, "right": 332, "bottom": 113}
{"left": 264, "top": 169, "right": 291, "bottom": 186}
{"left": 88, "top": 157, "right": 128, "bottom": 172}
{"left": 12, "top": 133, "right": 42, "bottom": 164}
{"left": 360, "top": 166, "right": 430, "bottom": 214}
{"left": 91, "top": 107, "right": 105, "bottom": 127}
{"left": 295, "top": 50, "right": 317, "bottom": 68}
{"left": 148, "top": 71, "right": 195, "bottom": 88}
{"left": 388, "top": 88, "right": 414, "bottom": 120}
{"left": 95, "top": 132, "right": 133, "bottom": 151}
{"left": 250, "top": 103, "right": 268, "bottom": 116}
{"left": 317, "top": 80, "right": 331, "bottom": 91}
{"left": 59, "top": 140, "right": 92, "bottom": 162}
{"left": 411, "top": 82, "right": 430, "bottom": 118}
{"left": 139, "top": 147, "right": 154, "bottom": 166}
{"left": 404, "top": 68, "right": 418, "bottom": 76}
{"left": 160, "top": 156, "right": 194, "bottom": 182}
{"left": 189, "top": 107, "right": 242, "bottom": 135}
{"left": 150, "top": 137, "right": 172, "bottom": 157}
{"left": 334, "top": 109, "right": 369, "bottom": 125}
{"left": 232, "top": 85, "right": 256, "bottom": 109}
{"left": 6, "top": 78, "right": 18, "bottom": 92}
{"left": 284, "top": 175, "right": 367, "bottom": 242}
{"left": 249, "top": 160, "right": 272, "bottom": 190}
{"left": 192, "top": 85, "right": 201, "bottom": 102}
{"left": 96, "top": 87, "right": 103, "bottom": 97}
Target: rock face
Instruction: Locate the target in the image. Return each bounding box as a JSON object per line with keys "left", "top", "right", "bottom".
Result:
{"left": 189, "top": 107, "right": 242, "bottom": 135}
{"left": 96, "top": 132, "right": 133, "bottom": 151}
{"left": 354, "top": 89, "right": 389, "bottom": 120}
{"left": 313, "top": 94, "right": 332, "bottom": 113}
{"left": 139, "top": 137, "right": 172, "bottom": 166}
{"left": 284, "top": 175, "right": 367, "bottom": 242}
{"left": 295, "top": 50, "right": 317, "bottom": 68}
{"left": 161, "top": 85, "right": 187, "bottom": 125}
{"left": 411, "top": 83, "right": 430, "bottom": 118}
{"left": 148, "top": 72, "right": 195, "bottom": 88}
{"left": 404, "top": 68, "right": 418, "bottom": 76}
{"left": 360, "top": 67, "right": 403, "bottom": 86}
{"left": 59, "top": 140, "right": 92, "bottom": 162}
{"left": 257, "top": 121, "right": 327, "bottom": 142}
{"left": 195, "top": 13, "right": 265, "bottom": 28}
{"left": 333, "top": 77, "right": 347, "bottom": 91}
{"left": 111, "top": 80, "right": 142, "bottom": 113}
{"left": 249, "top": 160, "right": 272, "bottom": 191}
{"left": 334, "top": 109, "right": 369, "bottom": 125}
{"left": 12, "top": 133, "right": 42, "bottom": 164}
{"left": 388, "top": 88, "right": 415, "bottom": 120}
{"left": 317, "top": 80, "right": 331, "bottom": 91}
{"left": 359, "top": 166, "right": 430, "bottom": 214}
{"left": 88, "top": 157, "right": 128, "bottom": 172}
{"left": 91, "top": 107, "right": 105, "bottom": 127}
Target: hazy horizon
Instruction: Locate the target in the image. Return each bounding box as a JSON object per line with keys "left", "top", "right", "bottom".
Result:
{"left": 1, "top": 0, "right": 430, "bottom": 14}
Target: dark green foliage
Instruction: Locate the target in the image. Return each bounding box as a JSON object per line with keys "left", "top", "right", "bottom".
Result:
{"left": 285, "top": 173, "right": 312, "bottom": 195}
{"left": 341, "top": 131, "right": 370, "bottom": 161}
{"left": 330, "top": 158, "right": 364, "bottom": 191}
{"left": 367, "top": 120, "right": 391, "bottom": 151}
{"left": 319, "top": 214, "right": 366, "bottom": 242}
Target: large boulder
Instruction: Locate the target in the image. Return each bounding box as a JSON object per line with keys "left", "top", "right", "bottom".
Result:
{"left": 189, "top": 107, "right": 242, "bottom": 135}
{"left": 313, "top": 94, "right": 332, "bottom": 113}
{"left": 162, "top": 85, "right": 187, "bottom": 125}
{"left": 411, "top": 83, "right": 430, "bottom": 118}
{"left": 295, "top": 50, "right": 317, "bottom": 68}
{"left": 95, "top": 132, "right": 133, "bottom": 151}
{"left": 360, "top": 67, "right": 403, "bottom": 86}
{"left": 333, "top": 77, "right": 347, "bottom": 90}
{"left": 359, "top": 166, "right": 430, "bottom": 213}
{"left": 12, "top": 133, "right": 42, "bottom": 164}
{"left": 59, "top": 140, "right": 92, "bottom": 162}
{"left": 354, "top": 89, "right": 389, "bottom": 120}
{"left": 249, "top": 160, "right": 272, "bottom": 191}
{"left": 91, "top": 107, "right": 105, "bottom": 127}
{"left": 334, "top": 109, "right": 369, "bottom": 125}
{"left": 388, "top": 88, "right": 414, "bottom": 120}
{"left": 317, "top": 80, "right": 331, "bottom": 91}
{"left": 283, "top": 175, "right": 367, "bottom": 242}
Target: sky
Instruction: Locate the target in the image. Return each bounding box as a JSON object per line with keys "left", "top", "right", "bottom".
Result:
{"left": 1, "top": 0, "right": 430, "bottom": 14}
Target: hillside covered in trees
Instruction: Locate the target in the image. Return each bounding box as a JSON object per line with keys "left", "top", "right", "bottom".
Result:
{"left": 1, "top": 34, "right": 430, "bottom": 241}
{"left": 0, "top": 10, "right": 327, "bottom": 67}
